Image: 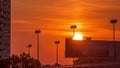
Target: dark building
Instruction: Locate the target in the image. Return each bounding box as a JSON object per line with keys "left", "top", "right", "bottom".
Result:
{"left": 0, "top": 0, "right": 10, "bottom": 59}
{"left": 65, "top": 38, "right": 120, "bottom": 65}
{"left": 0, "top": 0, "right": 10, "bottom": 68}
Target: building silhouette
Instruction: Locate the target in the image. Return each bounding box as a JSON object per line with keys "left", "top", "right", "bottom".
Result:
{"left": 0, "top": 0, "right": 10, "bottom": 59}
{"left": 65, "top": 38, "right": 120, "bottom": 68}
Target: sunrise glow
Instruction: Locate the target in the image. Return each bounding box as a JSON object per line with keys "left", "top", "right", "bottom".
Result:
{"left": 11, "top": 0, "right": 120, "bottom": 65}
{"left": 73, "top": 34, "right": 83, "bottom": 40}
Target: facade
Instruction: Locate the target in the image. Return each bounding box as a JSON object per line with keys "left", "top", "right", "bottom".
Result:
{"left": 65, "top": 38, "right": 120, "bottom": 65}
{"left": 0, "top": 0, "right": 10, "bottom": 59}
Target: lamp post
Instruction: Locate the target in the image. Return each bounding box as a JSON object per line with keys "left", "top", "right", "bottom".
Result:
{"left": 70, "top": 25, "right": 77, "bottom": 64}
{"left": 27, "top": 44, "right": 32, "bottom": 56}
{"left": 110, "top": 19, "right": 117, "bottom": 41}
{"left": 110, "top": 19, "right": 117, "bottom": 62}
{"left": 70, "top": 25, "right": 77, "bottom": 37}
{"left": 55, "top": 40, "right": 60, "bottom": 66}
{"left": 35, "top": 30, "right": 41, "bottom": 60}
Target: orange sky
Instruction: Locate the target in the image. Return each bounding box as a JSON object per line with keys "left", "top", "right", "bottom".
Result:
{"left": 11, "top": 0, "right": 120, "bottom": 65}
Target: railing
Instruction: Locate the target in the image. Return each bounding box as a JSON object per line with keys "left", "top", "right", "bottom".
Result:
{"left": 62, "top": 62, "right": 120, "bottom": 68}
{"left": 41, "top": 62, "right": 120, "bottom": 68}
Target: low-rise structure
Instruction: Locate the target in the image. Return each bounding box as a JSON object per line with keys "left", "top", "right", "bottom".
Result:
{"left": 65, "top": 38, "right": 120, "bottom": 65}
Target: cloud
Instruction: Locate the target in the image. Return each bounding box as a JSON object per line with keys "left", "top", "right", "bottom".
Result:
{"left": 12, "top": 0, "right": 120, "bottom": 34}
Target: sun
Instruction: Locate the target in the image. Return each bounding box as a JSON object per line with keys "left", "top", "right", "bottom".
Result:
{"left": 73, "top": 33, "right": 83, "bottom": 40}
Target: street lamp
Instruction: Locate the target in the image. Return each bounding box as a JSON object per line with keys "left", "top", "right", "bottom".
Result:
{"left": 54, "top": 40, "right": 60, "bottom": 66}
{"left": 27, "top": 44, "right": 32, "bottom": 56}
{"left": 35, "top": 30, "right": 41, "bottom": 60}
{"left": 110, "top": 19, "right": 117, "bottom": 62}
{"left": 70, "top": 25, "right": 77, "bottom": 37}
{"left": 70, "top": 25, "right": 77, "bottom": 64}
{"left": 110, "top": 19, "right": 117, "bottom": 41}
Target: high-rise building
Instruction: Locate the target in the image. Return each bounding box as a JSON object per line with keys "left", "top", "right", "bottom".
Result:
{"left": 0, "top": 0, "right": 10, "bottom": 59}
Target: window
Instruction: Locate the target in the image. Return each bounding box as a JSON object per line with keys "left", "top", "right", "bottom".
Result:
{"left": 0, "top": 35, "right": 2, "bottom": 38}
{"left": 0, "top": 42, "right": 1, "bottom": 45}
{"left": 0, "top": 28, "right": 2, "bottom": 31}
{"left": 0, "top": 0, "right": 4, "bottom": 2}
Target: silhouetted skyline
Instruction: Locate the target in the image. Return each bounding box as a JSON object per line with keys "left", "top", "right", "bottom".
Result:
{"left": 11, "top": 0, "right": 120, "bottom": 65}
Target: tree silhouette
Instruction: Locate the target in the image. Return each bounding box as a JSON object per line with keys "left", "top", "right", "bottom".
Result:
{"left": 10, "top": 54, "right": 20, "bottom": 68}
{"left": 10, "top": 52, "right": 41, "bottom": 68}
